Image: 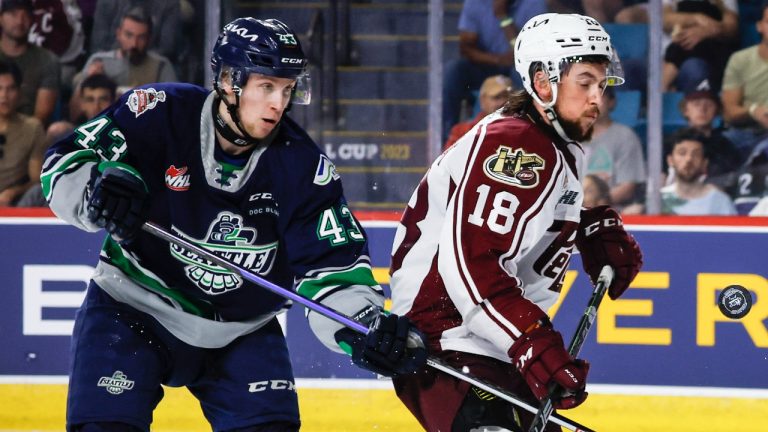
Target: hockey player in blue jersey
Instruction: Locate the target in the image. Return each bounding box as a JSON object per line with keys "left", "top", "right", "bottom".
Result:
{"left": 41, "top": 17, "right": 427, "bottom": 432}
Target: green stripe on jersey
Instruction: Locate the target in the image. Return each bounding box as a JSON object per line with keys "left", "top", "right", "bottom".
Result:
{"left": 103, "top": 237, "right": 215, "bottom": 318}
{"left": 296, "top": 264, "right": 379, "bottom": 300}
{"left": 40, "top": 149, "right": 99, "bottom": 199}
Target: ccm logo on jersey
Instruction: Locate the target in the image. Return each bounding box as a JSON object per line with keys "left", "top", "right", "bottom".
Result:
{"left": 248, "top": 379, "right": 296, "bottom": 393}
{"left": 583, "top": 217, "right": 622, "bottom": 237}
{"left": 165, "top": 165, "right": 191, "bottom": 191}
{"left": 483, "top": 145, "right": 545, "bottom": 188}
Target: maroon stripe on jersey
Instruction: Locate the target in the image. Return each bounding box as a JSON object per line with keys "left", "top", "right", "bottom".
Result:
{"left": 406, "top": 254, "right": 463, "bottom": 347}
{"left": 391, "top": 174, "right": 431, "bottom": 275}
{"left": 449, "top": 121, "right": 490, "bottom": 305}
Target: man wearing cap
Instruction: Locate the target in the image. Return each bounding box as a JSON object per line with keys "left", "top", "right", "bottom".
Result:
{"left": 669, "top": 86, "right": 741, "bottom": 186}
{"left": 444, "top": 74, "right": 511, "bottom": 149}
{"left": 0, "top": 0, "right": 60, "bottom": 125}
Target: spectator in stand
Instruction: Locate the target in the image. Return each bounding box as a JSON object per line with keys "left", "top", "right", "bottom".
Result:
{"left": 546, "top": 1, "right": 646, "bottom": 23}
{"left": 444, "top": 74, "right": 511, "bottom": 149}
{"left": 20, "top": 73, "right": 116, "bottom": 207}
{"left": 89, "top": 0, "right": 180, "bottom": 64}
{"left": 583, "top": 87, "right": 647, "bottom": 210}
{"left": 48, "top": 73, "right": 116, "bottom": 141}
{"left": 661, "top": 0, "right": 739, "bottom": 93}
{"left": 72, "top": 6, "right": 177, "bottom": 97}
{"left": 0, "top": 61, "right": 47, "bottom": 207}
{"left": 721, "top": 1, "right": 768, "bottom": 162}
{"left": 0, "top": 0, "right": 60, "bottom": 125}
{"left": 661, "top": 128, "right": 736, "bottom": 215}
{"left": 665, "top": 84, "right": 741, "bottom": 188}
{"left": 582, "top": 173, "right": 613, "bottom": 208}
{"left": 442, "top": 0, "right": 546, "bottom": 142}
{"left": 28, "top": 0, "right": 86, "bottom": 91}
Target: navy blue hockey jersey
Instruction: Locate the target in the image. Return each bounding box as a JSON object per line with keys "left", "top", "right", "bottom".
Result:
{"left": 42, "top": 83, "right": 384, "bottom": 349}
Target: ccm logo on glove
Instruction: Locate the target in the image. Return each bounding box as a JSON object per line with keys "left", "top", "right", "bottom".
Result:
{"left": 583, "top": 217, "right": 621, "bottom": 237}
{"left": 576, "top": 205, "right": 643, "bottom": 300}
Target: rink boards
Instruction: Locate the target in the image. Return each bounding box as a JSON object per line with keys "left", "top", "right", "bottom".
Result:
{"left": 1, "top": 211, "right": 767, "bottom": 431}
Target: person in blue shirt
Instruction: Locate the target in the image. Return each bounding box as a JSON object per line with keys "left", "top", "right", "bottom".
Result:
{"left": 42, "top": 17, "right": 426, "bottom": 432}
{"left": 442, "top": 0, "right": 546, "bottom": 142}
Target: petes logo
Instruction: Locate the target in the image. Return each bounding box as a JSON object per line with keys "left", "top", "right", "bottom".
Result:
{"left": 97, "top": 371, "right": 134, "bottom": 395}
{"left": 165, "top": 165, "right": 191, "bottom": 191}
{"left": 314, "top": 154, "right": 340, "bottom": 186}
{"left": 126, "top": 88, "right": 166, "bottom": 118}
{"left": 483, "top": 146, "right": 545, "bottom": 188}
{"left": 170, "top": 212, "right": 278, "bottom": 294}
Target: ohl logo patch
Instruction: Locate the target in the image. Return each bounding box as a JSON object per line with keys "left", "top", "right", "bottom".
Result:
{"left": 483, "top": 146, "right": 545, "bottom": 188}
{"left": 97, "top": 371, "right": 135, "bottom": 395}
{"left": 165, "top": 165, "right": 191, "bottom": 191}
{"left": 126, "top": 88, "right": 166, "bottom": 118}
{"left": 170, "top": 212, "right": 278, "bottom": 294}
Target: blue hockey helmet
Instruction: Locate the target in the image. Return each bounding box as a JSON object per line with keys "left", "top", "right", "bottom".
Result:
{"left": 211, "top": 17, "right": 311, "bottom": 104}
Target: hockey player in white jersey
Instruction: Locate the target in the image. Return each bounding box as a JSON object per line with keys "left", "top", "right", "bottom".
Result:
{"left": 389, "top": 13, "right": 643, "bottom": 431}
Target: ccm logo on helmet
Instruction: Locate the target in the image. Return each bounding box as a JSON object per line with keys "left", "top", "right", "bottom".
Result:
{"left": 282, "top": 58, "right": 303, "bottom": 64}
{"left": 584, "top": 217, "right": 622, "bottom": 236}
{"left": 588, "top": 35, "right": 609, "bottom": 41}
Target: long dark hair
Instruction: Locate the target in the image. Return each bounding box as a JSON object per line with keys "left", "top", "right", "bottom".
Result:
{"left": 501, "top": 89, "right": 533, "bottom": 117}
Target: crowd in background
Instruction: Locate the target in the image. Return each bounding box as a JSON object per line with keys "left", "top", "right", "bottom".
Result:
{"left": 444, "top": 0, "right": 768, "bottom": 217}
{"left": 2, "top": 0, "right": 768, "bottom": 217}
{"left": 0, "top": 0, "right": 201, "bottom": 208}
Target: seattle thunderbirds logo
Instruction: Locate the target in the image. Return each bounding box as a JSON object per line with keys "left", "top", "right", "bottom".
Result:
{"left": 170, "top": 212, "right": 278, "bottom": 294}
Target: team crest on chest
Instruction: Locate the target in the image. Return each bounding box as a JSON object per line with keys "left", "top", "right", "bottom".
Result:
{"left": 165, "top": 165, "right": 191, "bottom": 191}
{"left": 170, "top": 213, "right": 278, "bottom": 294}
{"left": 483, "top": 146, "right": 545, "bottom": 188}
{"left": 126, "top": 88, "right": 166, "bottom": 117}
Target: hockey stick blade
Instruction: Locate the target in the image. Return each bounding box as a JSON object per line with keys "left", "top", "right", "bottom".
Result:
{"left": 528, "top": 265, "right": 614, "bottom": 432}
{"left": 142, "top": 221, "right": 595, "bottom": 432}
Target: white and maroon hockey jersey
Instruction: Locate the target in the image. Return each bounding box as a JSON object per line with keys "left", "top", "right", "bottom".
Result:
{"left": 390, "top": 110, "right": 585, "bottom": 362}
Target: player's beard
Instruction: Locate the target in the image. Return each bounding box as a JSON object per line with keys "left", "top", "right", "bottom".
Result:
{"left": 555, "top": 110, "right": 595, "bottom": 142}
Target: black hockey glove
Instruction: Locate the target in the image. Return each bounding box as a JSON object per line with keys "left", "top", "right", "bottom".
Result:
{"left": 87, "top": 162, "right": 149, "bottom": 243}
{"left": 335, "top": 306, "right": 428, "bottom": 377}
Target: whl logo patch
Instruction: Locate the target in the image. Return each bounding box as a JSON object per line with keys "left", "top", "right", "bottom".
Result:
{"left": 126, "top": 88, "right": 166, "bottom": 117}
{"left": 165, "top": 165, "right": 191, "bottom": 191}
{"left": 170, "top": 212, "right": 278, "bottom": 294}
{"left": 483, "top": 146, "right": 544, "bottom": 188}
{"left": 97, "top": 371, "right": 134, "bottom": 395}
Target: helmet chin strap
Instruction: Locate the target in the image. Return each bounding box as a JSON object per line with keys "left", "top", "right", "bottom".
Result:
{"left": 212, "top": 84, "right": 269, "bottom": 147}
{"left": 531, "top": 81, "right": 576, "bottom": 143}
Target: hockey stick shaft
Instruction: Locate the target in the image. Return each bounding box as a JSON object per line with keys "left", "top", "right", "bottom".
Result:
{"left": 142, "top": 221, "right": 595, "bottom": 432}
{"left": 528, "top": 265, "right": 614, "bottom": 432}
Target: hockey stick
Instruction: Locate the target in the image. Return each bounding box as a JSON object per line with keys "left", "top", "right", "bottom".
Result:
{"left": 142, "top": 221, "right": 595, "bottom": 432}
{"left": 528, "top": 265, "right": 615, "bottom": 432}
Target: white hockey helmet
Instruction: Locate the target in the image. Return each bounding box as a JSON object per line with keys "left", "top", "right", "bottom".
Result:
{"left": 514, "top": 13, "right": 624, "bottom": 109}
